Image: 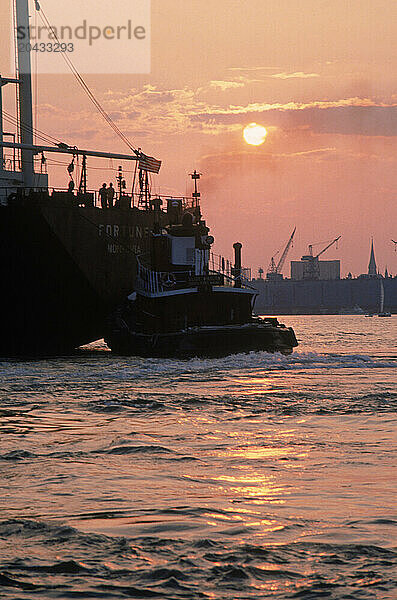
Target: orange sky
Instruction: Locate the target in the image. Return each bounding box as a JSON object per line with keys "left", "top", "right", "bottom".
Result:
{"left": 1, "top": 0, "right": 397, "bottom": 276}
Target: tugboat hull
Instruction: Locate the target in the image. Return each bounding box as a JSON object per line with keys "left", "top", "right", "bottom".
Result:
{"left": 106, "top": 321, "right": 298, "bottom": 358}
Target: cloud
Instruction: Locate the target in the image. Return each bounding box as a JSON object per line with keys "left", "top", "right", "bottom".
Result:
{"left": 41, "top": 83, "right": 397, "bottom": 146}
{"left": 227, "top": 66, "right": 281, "bottom": 72}
{"left": 224, "top": 67, "right": 320, "bottom": 84}
{"left": 209, "top": 80, "right": 246, "bottom": 91}
{"left": 191, "top": 98, "right": 397, "bottom": 136}
{"left": 298, "top": 105, "right": 397, "bottom": 136}
{"left": 107, "top": 86, "right": 396, "bottom": 139}
{"left": 199, "top": 147, "right": 340, "bottom": 174}
{"left": 192, "top": 97, "right": 381, "bottom": 118}
{"left": 271, "top": 71, "right": 320, "bottom": 79}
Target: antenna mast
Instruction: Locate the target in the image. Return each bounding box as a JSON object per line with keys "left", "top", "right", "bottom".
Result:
{"left": 15, "top": 0, "right": 35, "bottom": 187}
{"left": 190, "top": 170, "right": 201, "bottom": 208}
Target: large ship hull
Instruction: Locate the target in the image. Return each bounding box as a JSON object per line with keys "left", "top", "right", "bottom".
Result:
{"left": 0, "top": 194, "right": 162, "bottom": 356}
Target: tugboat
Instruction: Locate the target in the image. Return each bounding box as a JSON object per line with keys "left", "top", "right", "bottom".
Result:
{"left": 105, "top": 174, "right": 298, "bottom": 358}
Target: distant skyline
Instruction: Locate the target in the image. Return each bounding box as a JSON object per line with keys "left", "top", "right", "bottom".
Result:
{"left": 259, "top": 236, "right": 394, "bottom": 280}
{"left": 1, "top": 0, "right": 396, "bottom": 274}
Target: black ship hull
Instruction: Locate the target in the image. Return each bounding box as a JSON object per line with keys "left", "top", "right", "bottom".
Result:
{"left": 106, "top": 320, "right": 298, "bottom": 358}
{"left": 0, "top": 195, "right": 162, "bottom": 356}
{"left": 106, "top": 321, "right": 298, "bottom": 358}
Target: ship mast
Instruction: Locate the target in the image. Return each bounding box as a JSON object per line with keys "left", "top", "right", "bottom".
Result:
{"left": 15, "top": 0, "right": 35, "bottom": 188}
{"left": 1, "top": 0, "right": 161, "bottom": 194}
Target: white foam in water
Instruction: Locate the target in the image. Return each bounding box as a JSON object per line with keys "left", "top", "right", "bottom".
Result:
{"left": 1, "top": 351, "right": 395, "bottom": 388}
{"left": 110, "top": 351, "right": 397, "bottom": 380}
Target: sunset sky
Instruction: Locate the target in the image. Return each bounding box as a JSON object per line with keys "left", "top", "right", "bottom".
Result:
{"left": 1, "top": 0, "right": 397, "bottom": 276}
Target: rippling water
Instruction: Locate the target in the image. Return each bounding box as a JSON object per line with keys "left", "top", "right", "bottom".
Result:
{"left": 1, "top": 316, "right": 396, "bottom": 599}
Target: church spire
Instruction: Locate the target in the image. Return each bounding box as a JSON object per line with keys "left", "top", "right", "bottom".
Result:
{"left": 368, "top": 238, "right": 377, "bottom": 276}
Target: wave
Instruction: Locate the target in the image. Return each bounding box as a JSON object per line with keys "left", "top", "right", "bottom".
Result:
{"left": 96, "top": 444, "right": 175, "bottom": 456}
{"left": 0, "top": 572, "right": 39, "bottom": 591}
{"left": 0, "top": 446, "right": 198, "bottom": 464}
{"left": 186, "top": 350, "right": 397, "bottom": 372}
{"left": 112, "top": 351, "right": 396, "bottom": 376}
{"left": 0, "top": 449, "right": 37, "bottom": 461}
{"left": 1, "top": 519, "right": 396, "bottom": 599}
{"left": 1, "top": 350, "right": 396, "bottom": 384}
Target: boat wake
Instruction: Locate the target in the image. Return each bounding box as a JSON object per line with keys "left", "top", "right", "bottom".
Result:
{"left": 1, "top": 350, "right": 396, "bottom": 381}
{"left": 112, "top": 350, "right": 397, "bottom": 376}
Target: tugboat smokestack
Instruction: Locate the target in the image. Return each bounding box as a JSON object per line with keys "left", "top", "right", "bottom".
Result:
{"left": 233, "top": 242, "right": 242, "bottom": 288}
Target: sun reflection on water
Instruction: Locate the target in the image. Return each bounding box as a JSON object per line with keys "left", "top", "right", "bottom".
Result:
{"left": 219, "top": 446, "right": 297, "bottom": 460}
{"left": 209, "top": 473, "right": 290, "bottom": 505}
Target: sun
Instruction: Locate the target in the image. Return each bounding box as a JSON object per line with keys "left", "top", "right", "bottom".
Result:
{"left": 243, "top": 123, "right": 268, "bottom": 146}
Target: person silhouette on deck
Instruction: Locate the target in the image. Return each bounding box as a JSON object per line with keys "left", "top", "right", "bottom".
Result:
{"left": 99, "top": 183, "right": 108, "bottom": 209}
{"left": 107, "top": 182, "right": 115, "bottom": 208}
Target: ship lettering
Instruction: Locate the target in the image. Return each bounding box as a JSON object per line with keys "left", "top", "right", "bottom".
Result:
{"left": 98, "top": 224, "right": 143, "bottom": 239}
{"left": 107, "top": 243, "right": 124, "bottom": 254}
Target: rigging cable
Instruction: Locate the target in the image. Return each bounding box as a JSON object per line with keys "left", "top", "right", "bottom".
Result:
{"left": 2, "top": 109, "right": 63, "bottom": 146}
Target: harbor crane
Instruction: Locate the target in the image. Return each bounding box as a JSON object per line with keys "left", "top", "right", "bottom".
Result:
{"left": 301, "top": 235, "right": 341, "bottom": 280}
{"left": 266, "top": 227, "right": 296, "bottom": 281}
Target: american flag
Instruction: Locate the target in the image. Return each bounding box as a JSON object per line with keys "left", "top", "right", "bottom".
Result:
{"left": 138, "top": 152, "right": 162, "bottom": 174}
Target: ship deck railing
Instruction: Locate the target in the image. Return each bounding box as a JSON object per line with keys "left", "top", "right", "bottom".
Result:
{"left": 0, "top": 184, "right": 199, "bottom": 213}
{"left": 1, "top": 153, "right": 48, "bottom": 174}
{"left": 135, "top": 255, "right": 255, "bottom": 296}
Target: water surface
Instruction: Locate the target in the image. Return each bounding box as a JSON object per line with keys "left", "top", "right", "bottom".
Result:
{"left": 1, "top": 316, "right": 396, "bottom": 599}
